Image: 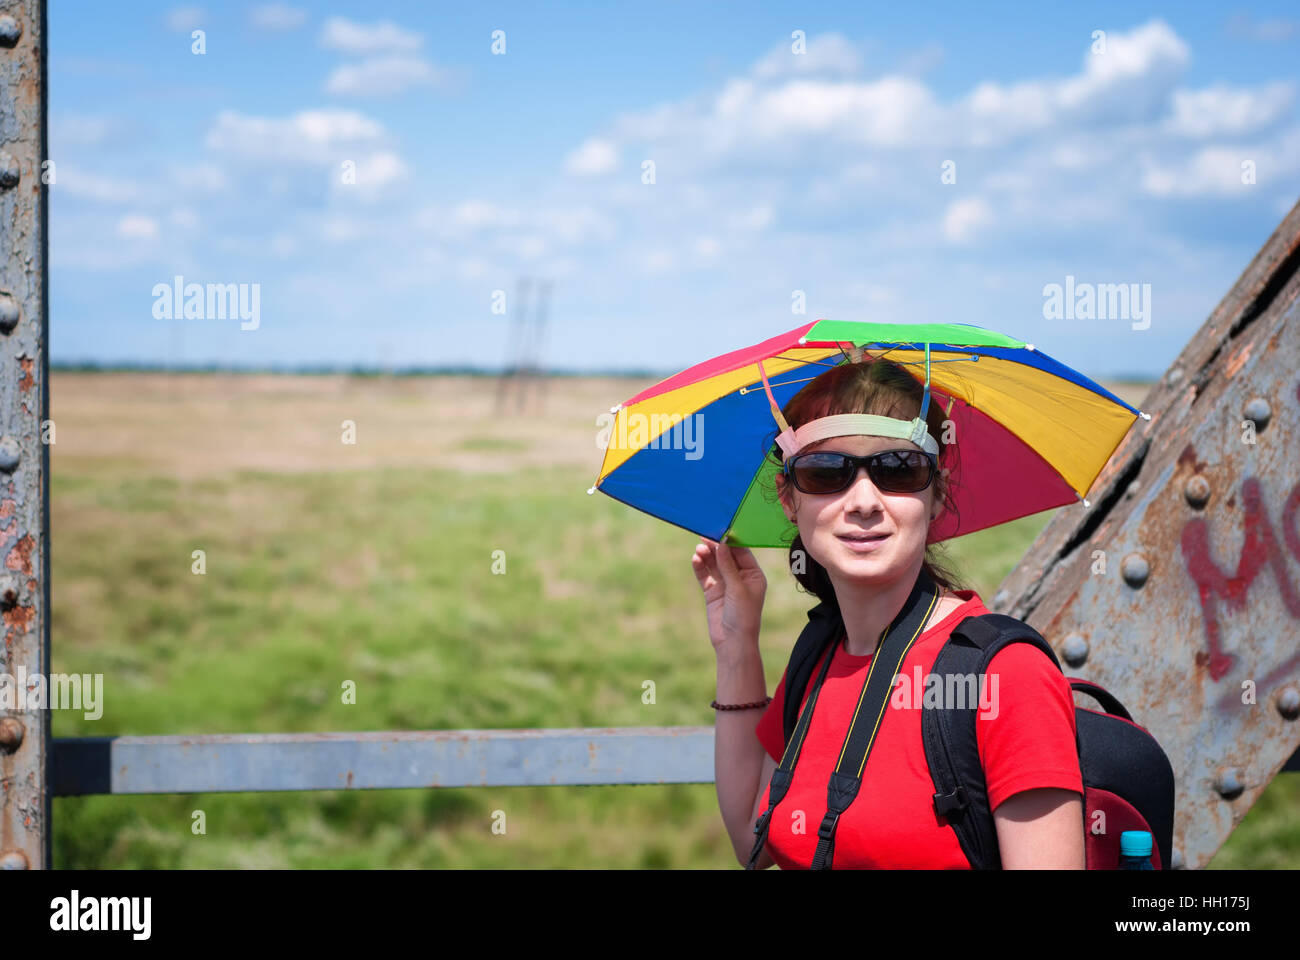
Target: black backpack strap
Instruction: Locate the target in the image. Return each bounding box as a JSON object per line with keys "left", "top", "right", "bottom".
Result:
{"left": 746, "top": 609, "right": 841, "bottom": 870}
{"left": 808, "top": 568, "right": 939, "bottom": 870}
{"left": 782, "top": 599, "right": 843, "bottom": 749}
{"left": 922, "top": 613, "right": 1063, "bottom": 869}
{"left": 752, "top": 568, "right": 937, "bottom": 870}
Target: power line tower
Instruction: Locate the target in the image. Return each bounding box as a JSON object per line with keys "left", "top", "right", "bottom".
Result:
{"left": 495, "top": 276, "right": 552, "bottom": 415}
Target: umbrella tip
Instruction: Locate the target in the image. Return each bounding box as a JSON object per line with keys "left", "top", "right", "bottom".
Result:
{"left": 1025, "top": 343, "right": 1035, "bottom": 351}
{"left": 1139, "top": 410, "right": 1152, "bottom": 420}
{"left": 610, "top": 404, "right": 621, "bottom": 413}
{"left": 587, "top": 485, "right": 596, "bottom": 495}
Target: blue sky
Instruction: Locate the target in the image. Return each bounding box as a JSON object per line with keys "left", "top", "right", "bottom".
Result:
{"left": 50, "top": 1, "right": 1300, "bottom": 377}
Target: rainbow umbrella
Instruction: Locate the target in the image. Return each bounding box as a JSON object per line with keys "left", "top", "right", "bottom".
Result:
{"left": 588, "top": 319, "right": 1149, "bottom": 548}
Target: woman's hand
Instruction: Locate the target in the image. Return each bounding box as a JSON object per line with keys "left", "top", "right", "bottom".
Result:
{"left": 691, "top": 537, "right": 767, "bottom": 651}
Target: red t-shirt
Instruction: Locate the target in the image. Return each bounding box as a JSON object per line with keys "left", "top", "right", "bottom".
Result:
{"left": 753, "top": 589, "right": 1083, "bottom": 869}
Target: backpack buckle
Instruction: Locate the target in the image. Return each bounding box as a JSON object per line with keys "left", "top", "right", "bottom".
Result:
{"left": 933, "top": 784, "right": 969, "bottom": 817}
{"left": 816, "top": 811, "right": 840, "bottom": 842}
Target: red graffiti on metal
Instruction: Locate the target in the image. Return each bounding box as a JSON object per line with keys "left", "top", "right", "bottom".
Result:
{"left": 1179, "top": 384, "right": 1300, "bottom": 707}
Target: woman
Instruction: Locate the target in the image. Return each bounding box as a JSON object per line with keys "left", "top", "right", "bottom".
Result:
{"left": 694, "top": 357, "right": 1085, "bottom": 869}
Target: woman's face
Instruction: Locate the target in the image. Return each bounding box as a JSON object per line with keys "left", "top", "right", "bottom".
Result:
{"left": 775, "top": 433, "right": 940, "bottom": 587}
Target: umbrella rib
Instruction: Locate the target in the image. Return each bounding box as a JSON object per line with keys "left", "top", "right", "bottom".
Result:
{"left": 735, "top": 352, "right": 979, "bottom": 398}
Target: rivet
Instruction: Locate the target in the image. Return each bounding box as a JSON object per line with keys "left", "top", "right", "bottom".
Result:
{"left": 1166, "top": 367, "right": 1183, "bottom": 387}
{"left": 992, "top": 589, "right": 1009, "bottom": 611}
{"left": 0, "top": 573, "right": 16, "bottom": 608}
{"left": 0, "top": 437, "right": 19, "bottom": 473}
{"left": 0, "top": 850, "right": 29, "bottom": 870}
{"left": 1214, "top": 767, "right": 1244, "bottom": 800}
{"left": 1243, "top": 398, "right": 1271, "bottom": 432}
{"left": 1170, "top": 848, "right": 1184, "bottom": 870}
{"left": 0, "top": 15, "right": 20, "bottom": 47}
{"left": 1125, "top": 479, "right": 1141, "bottom": 499}
{"left": 0, "top": 717, "right": 23, "bottom": 753}
{"left": 1276, "top": 686, "right": 1300, "bottom": 721}
{"left": 1184, "top": 475, "right": 1210, "bottom": 509}
{"left": 1062, "top": 633, "right": 1089, "bottom": 667}
{"left": 1121, "top": 553, "right": 1149, "bottom": 588}
{"left": 0, "top": 292, "right": 17, "bottom": 334}
{"left": 0, "top": 152, "right": 18, "bottom": 190}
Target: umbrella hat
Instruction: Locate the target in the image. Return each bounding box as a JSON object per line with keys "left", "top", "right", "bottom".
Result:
{"left": 589, "top": 319, "right": 1149, "bottom": 549}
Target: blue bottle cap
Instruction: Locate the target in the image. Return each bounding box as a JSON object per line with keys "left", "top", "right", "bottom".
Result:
{"left": 1120, "top": 831, "right": 1153, "bottom": 857}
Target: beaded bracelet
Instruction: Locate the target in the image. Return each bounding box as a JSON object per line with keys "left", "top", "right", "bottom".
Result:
{"left": 710, "top": 696, "right": 773, "bottom": 711}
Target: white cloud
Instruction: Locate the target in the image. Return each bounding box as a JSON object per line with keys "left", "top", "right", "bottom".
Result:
{"left": 456, "top": 258, "right": 492, "bottom": 279}
{"left": 584, "top": 19, "right": 1206, "bottom": 172}
{"left": 170, "top": 163, "right": 228, "bottom": 192}
{"left": 449, "top": 200, "right": 519, "bottom": 230}
{"left": 693, "top": 236, "right": 721, "bottom": 258}
{"left": 204, "top": 109, "right": 387, "bottom": 165}
{"left": 729, "top": 205, "right": 773, "bottom": 231}
{"left": 250, "top": 3, "right": 306, "bottom": 31}
{"left": 1057, "top": 20, "right": 1189, "bottom": 112}
{"left": 429, "top": 201, "right": 615, "bottom": 248}
{"left": 319, "top": 17, "right": 422, "bottom": 54}
{"left": 643, "top": 249, "right": 676, "bottom": 274}
{"left": 942, "top": 197, "right": 993, "bottom": 243}
{"left": 332, "top": 151, "right": 410, "bottom": 200}
{"left": 324, "top": 56, "right": 452, "bottom": 97}
{"left": 50, "top": 115, "right": 119, "bottom": 148}
{"left": 322, "top": 217, "right": 366, "bottom": 242}
{"left": 169, "top": 207, "right": 199, "bottom": 228}
{"left": 357, "top": 151, "right": 408, "bottom": 187}
{"left": 1165, "top": 83, "right": 1293, "bottom": 138}
{"left": 497, "top": 235, "right": 549, "bottom": 260}
{"left": 751, "top": 76, "right": 940, "bottom": 144}
{"left": 963, "top": 21, "right": 1190, "bottom": 144}
{"left": 165, "top": 5, "right": 204, "bottom": 32}
{"left": 59, "top": 168, "right": 141, "bottom": 203}
{"left": 1048, "top": 142, "right": 1109, "bottom": 170}
{"left": 1140, "top": 147, "right": 1265, "bottom": 197}
{"left": 752, "top": 32, "right": 862, "bottom": 79}
{"left": 565, "top": 138, "right": 620, "bottom": 176}
{"left": 537, "top": 206, "right": 615, "bottom": 244}
{"left": 117, "top": 215, "right": 159, "bottom": 239}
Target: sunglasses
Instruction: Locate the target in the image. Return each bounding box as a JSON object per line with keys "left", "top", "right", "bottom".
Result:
{"left": 783, "top": 449, "right": 938, "bottom": 495}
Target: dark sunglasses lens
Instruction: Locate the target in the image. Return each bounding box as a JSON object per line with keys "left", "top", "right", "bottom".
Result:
{"left": 792, "top": 453, "right": 853, "bottom": 493}
{"left": 868, "top": 451, "right": 933, "bottom": 492}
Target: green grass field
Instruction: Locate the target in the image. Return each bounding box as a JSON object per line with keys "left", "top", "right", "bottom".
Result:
{"left": 47, "top": 373, "right": 1298, "bottom": 868}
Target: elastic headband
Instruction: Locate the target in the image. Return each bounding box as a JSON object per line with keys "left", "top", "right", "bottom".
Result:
{"left": 774, "top": 412, "right": 939, "bottom": 461}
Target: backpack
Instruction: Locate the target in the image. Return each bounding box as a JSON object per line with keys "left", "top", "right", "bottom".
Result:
{"left": 773, "top": 596, "right": 1176, "bottom": 870}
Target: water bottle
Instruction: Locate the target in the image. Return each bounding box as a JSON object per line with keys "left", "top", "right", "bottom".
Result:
{"left": 1119, "top": 830, "right": 1155, "bottom": 870}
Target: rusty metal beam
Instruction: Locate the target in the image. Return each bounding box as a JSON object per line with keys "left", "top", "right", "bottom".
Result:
{"left": 991, "top": 197, "right": 1300, "bottom": 869}
{"left": 0, "top": 0, "right": 47, "bottom": 870}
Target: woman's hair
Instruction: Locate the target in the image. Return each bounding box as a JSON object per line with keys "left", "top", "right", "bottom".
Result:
{"left": 767, "top": 356, "right": 967, "bottom": 606}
